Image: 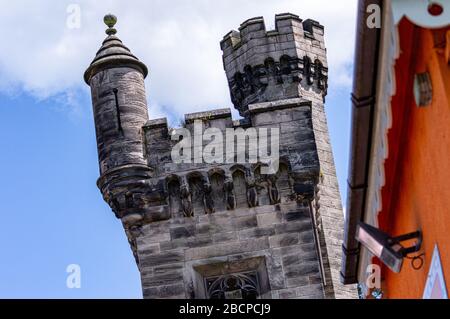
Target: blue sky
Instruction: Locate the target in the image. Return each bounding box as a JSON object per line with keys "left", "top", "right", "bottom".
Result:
{"left": 0, "top": 92, "right": 142, "bottom": 298}
{"left": 0, "top": 0, "right": 357, "bottom": 298}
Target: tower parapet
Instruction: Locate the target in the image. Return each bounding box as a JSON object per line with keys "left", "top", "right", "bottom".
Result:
{"left": 221, "top": 13, "right": 328, "bottom": 117}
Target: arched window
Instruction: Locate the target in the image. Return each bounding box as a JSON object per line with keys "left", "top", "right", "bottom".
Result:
{"left": 206, "top": 272, "right": 259, "bottom": 299}
{"left": 194, "top": 257, "right": 270, "bottom": 299}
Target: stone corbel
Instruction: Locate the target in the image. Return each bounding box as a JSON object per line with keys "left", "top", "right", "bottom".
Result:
{"left": 180, "top": 176, "right": 194, "bottom": 217}
{"left": 245, "top": 170, "right": 258, "bottom": 208}
{"left": 224, "top": 175, "right": 236, "bottom": 210}
{"left": 202, "top": 175, "right": 215, "bottom": 215}
{"left": 267, "top": 175, "right": 281, "bottom": 205}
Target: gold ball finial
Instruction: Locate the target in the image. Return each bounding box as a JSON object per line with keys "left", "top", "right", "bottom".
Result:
{"left": 104, "top": 14, "right": 117, "bottom": 35}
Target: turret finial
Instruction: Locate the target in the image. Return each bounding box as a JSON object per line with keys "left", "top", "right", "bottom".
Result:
{"left": 104, "top": 14, "right": 117, "bottom": 35}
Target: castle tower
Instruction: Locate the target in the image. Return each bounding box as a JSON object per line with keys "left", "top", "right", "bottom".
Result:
{"left": 221, "top": 14, "right": 328, "bottom": 117}
{"left": 221, "top": 13, "right": 357, "bottom": 299}
{"left": 84, "top": 15, "right": 167, "bottom": 259}
{"left": 85, "top": 14, "right": 356, "bottom": 299}
{"left": 84, "top": 14, "right": 149, "bottom": 175}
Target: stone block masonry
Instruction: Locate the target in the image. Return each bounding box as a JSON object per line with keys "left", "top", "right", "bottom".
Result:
{"left": 138, "top": 202, "right": 324, "bottom": 299}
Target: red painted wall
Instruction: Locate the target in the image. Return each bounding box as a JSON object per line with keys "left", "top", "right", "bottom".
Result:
{"left": 379, "top": 19, "right": 450, "bottom": 299}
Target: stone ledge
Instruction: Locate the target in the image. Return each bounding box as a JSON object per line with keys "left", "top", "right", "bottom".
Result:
{"left": 275, "top": 13, "right": 302, "bottom": 23}
{"left": 143, "top": 118, "right": 168, "bottom": 130}
{"left": 185, "top": 108, "right": 232, "bottom": 124}
{"left": 248, "top": 98, "right": 311, "bottom": 114}
{"left": 239, "top": 16, "right": 265, "bottom": 31}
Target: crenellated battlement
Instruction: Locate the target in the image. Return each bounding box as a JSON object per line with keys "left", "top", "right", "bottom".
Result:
{"left": 220, "top": 14, "right": 324, "bottom": 53}
{"left": 221, "top": 13, "right": 328, "bottom": 117}
{"left": 141, "top": 99, "right": 318, "bottom": 180}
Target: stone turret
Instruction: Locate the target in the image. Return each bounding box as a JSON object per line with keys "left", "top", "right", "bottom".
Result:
{"left": 84, "top": 15, "right": 167, "bottom": 227}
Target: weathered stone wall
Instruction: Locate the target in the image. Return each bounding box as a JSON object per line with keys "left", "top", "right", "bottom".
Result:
{"left": 137, "top": 202, "right": 324, "bottom": 299}
{"left": 310, "top": 97, "right": 359, "bottom": 299}
{"left": 142, "top": 101, "right": 318, "bottom": 180}
{"left": 129, "top": 99, "right": 328, "bottom": 299}
{"left": 89, "top": 67, "right": 149, "bottom": 175}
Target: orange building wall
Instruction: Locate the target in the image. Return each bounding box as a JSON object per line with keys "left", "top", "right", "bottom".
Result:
{"left": 379, "top": 19, "right": 450, "bottom": 299}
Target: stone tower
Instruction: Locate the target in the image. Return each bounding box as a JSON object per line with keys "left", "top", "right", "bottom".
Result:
{"left": 85, "top": 14, "right": 357, "bottom": 299}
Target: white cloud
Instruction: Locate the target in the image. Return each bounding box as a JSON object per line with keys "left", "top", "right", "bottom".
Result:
{"left": 0, "top": 0, "right": 357, "bottom": 120}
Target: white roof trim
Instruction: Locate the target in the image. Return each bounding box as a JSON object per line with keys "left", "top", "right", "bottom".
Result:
{"left": 357, "top": 0, "right": 400, "bottom": 291}
{"left": 392, "top": 0, "right": 450, "bottom": 28}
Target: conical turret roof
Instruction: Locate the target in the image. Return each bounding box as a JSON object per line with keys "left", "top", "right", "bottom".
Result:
{"left": 84, "top": 14, "right": 148, "bottom": 84}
